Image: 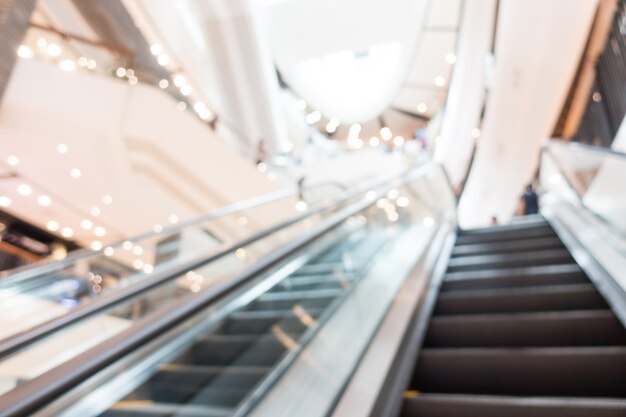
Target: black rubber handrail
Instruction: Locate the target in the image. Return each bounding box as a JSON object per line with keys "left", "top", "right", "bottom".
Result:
{"left": 0, "top": 163, "right": 436, "bottom": 417}
{"left": 0, "top": 167, "right": 417, "bottom": 361}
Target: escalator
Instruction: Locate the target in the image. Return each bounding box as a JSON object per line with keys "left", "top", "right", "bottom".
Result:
{"left": 104, "top": 228, "right": 389, "bottom": 417}
{"left": 401, "top": 217, "right": 626, "bottom": 416}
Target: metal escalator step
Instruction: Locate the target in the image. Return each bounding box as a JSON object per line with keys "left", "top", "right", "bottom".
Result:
{"left": 271, "top": 275, "right": 353, "bottom": 292}
{"left": 424, "top": 310, "right": 626, "bottom": 348}
{"left": 217, "top": 309, "right": 320, "bottom": 335}
{"left": 125, "top": 364, "right": 268, "bottom": 405}
{"left": 247, "top": 290, "right": 341, "bottom": 311}
{"left": 441, "top": 264, "right": 586, "bottom": 292}
{"left": 446, "top": 250, "right": 573, "bottom": 272}
{"left": 434, "top": 284, "right": 606, "bottom": 315}
{"left": 455, "top": 227, "right": 555, "bottom": 245}
{"left": 451, "top": 237, "right": 564, "bottom": 257}
{"left": 458, "top": 218, "right": 548, "bottom": 235}
{"left": 173, "top": 334, "right": 291, "bottom": 367}
{"left": 412, "top": 347, "right": 626, "bottom": 397}
{"left": 401, "top": 393, "right": 626, "bottom": 417}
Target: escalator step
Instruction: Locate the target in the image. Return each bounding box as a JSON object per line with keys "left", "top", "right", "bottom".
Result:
{"left": 103, "top": 403, "right": 231, "bottom": 417}
{"left": 401, "top": 393, "right": 626, "bottom": 417}
{"left": 434, "top": 284, "right": 606, "bottom": 315}
{"left": 446, "top": 250, "right": 573, "bottom": 272}
{"left": 173, "top": 335, "right": 290, "bottom": 367}
{"left": 455, "top": 227, "right": 555, "bottom": 245}
{"left": 441, "top": 264, "right": 586, "bottom": 292}
{"left": 424, "top": 310, "right": 626, "bottom": 348}
{"left": 451, "top": 237, "right": 564, "bottom": 257}
{"left": 215, "top": 310, "right": 319, "bottom": 335}
{"left": 412, "top": 347, "right": 626, "bottom": 397}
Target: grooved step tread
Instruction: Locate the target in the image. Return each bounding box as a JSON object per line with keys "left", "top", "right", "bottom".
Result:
{"left": 401, "top": 394, "right": 626, "bottom": 417}
{"left": 446, "top": 250, "right": 572, "bottom": 272}
{"left": 425, "top": 310, "right": 626, "bottom": 348}
{"left": 441, "top": 264, "right": 585, "bottom": 292}
{"left": 412, "top": 347, "right": 626, "bottom": 397}
{"left": 451, "top": 237, "right": 564, "bottom": 257}
{"left": 434, "top": 284, "right": 606, "bottom": 315}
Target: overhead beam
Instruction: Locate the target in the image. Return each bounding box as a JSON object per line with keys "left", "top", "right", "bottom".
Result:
{"left": 0, "top": 0, "right": 37, "bottom": 106}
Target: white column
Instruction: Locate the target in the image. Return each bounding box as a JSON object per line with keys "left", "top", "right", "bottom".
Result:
{"left": 434, "top": 0, "right": 497, "bottom": 188}
{"left": 458, "top": 0, "right": 599, "bottom": 227}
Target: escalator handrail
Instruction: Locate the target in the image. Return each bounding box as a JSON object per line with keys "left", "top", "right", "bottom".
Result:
{"left": 0, "top": 162, "right": 437, "bottom": 417}
{"left": 0, "top": 188, "right": 298, "bottom": 288}
{"left": 541, "top": 140, "right": 626, "bottom": 241}
{"left": 544, "top": 138, "right": 626, "bottom": 159}
{"left": 0, "top": 165, "right": 421, "bottom": 361}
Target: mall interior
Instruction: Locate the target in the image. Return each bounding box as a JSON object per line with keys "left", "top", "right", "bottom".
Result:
{"left": 0, "top": 0, "right": 625, "bottom": 415}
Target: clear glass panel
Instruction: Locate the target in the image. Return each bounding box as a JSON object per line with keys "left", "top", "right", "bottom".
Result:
{"left": 0, "top": 166, "right": 444, "bottom": 395}
{"left": 541, "top": 142, "right": 626, "bottom": 236}
{"left": 14, "top": 163, "right": 456, "bottom": 417}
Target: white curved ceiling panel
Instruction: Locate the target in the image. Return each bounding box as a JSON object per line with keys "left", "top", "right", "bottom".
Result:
{"left": 266, "top": 0, "right": 429, "bottom": 123}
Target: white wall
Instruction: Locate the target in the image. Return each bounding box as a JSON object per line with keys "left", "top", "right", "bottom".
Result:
{"left": 458, "top": 0, "right": 599, "bottom": 227}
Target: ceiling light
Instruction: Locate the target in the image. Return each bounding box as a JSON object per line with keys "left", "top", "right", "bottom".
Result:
{"left": 56, "top": 143, "right": 69, "bottom": 154}
{"left": 295, "top": 201, "right": 308, "bottom": 212}
{"left": 434, "top": 76, "right": 446, "bottom": 87}
{"left": 180, "top": 84, "right": 192, "bottom": 96}
{"left": 380, "top": 127, "right": 392, "bottom": 141}
{"left": 86, "top": 59, "right": 97, "bottom": 69}
{"left": 91, "top": 241, "right": 102, "bottom": 250}
{"left": 150, "top": 44, "right": 163, "bottom": 56}
{"left": 257, "top": 162, "right": 267, "bottom": 173}
{"left": 0, "top": 196, "right": 12, "bottom": 207}
{"left": 159, "top": 79, "right": 169, "bottom": 89}
{"left": 397, "top": 196, "right": 410, "bottom": 207}
{"left": 177, "top": 102, "right": 187, "bottom": 111}
{"left": 104, "top": 247, "right": 114, "bottom": 256}
{"left": 78, "top": 57, "right": 88, "bottom": 67}
{"left": 296, "top": 99, "right": 307, "bottom": 110}
{"left": 305, "top": 111, "right": 321, "bottom": 124}
{"left": 128, "top": 76, "right": 138, "bottom": 85}
{"left": 102, "top": 195, "right": 112, "bottom": 205}
{"left": 37, "top": 195, "right": 52, "bottom": 207}
{"left": 36, "top": 37, "right": 47, "bottom": 48}
{"left": 7, "top": 155, "right": 18, "bottom": 166}
{"left": 46, "top": 220, "right": 59, "bottom": 231}
{"left": 61, "top": 227, "right": 73, "bottom": 238}
{"left": 153, "top": 224, "right": 163, "bottom": 233}
{"left": 369, "top": 137, "right": 380, "bottom": 147}
{"left": 46, "top": 43, "right": 62, "bottom": 57}
{"left": 157, "top": 54, "right": 170, "bottom": 66}
{"left": 17, "top": 184, "right": 32, "bottom": 196}
{"left": 423, "top": 216, "right": 434, "bottom": 227}
{"left": 122, "top": 241, "right": 133, "bottom": 250}
{"left": 445, "top": 53, "right": 457, "bottom": 64}
{"left": 116, "top": 67, "right": 126, "bottom": 78}
{"left": 471, "top": 128, "right": 481, "bottom": 138}
{"left": 81, "top": 219, "right": 93, "bottom": 230}
{"left": 393, "top": 136, "right": 405, "bottom": 146}
{"left": 173, "top": 75, "right": 186, "bottom": 87}
{"left": 90, "top": 207, "right": 101, "bottom": 216}
{"left": 168, "top": 214, "right": 178, "bottom": 224}
{"left": 94, "top": 226, "right": 106, "bottom": 237}
{"left": 132, "top": 245, "right": 143, "bottom": 255}
{"left": 417, "top": 103, "right": 428, "bottom": 113}
{"left": 58, "top": 59, "right": 76, "bottom": 72}
{"left": 143, "top": 264, "right": 154, "bottom": 273}
{"left": 17, "top": 45, "right": 33, "bottom": 59}
{"left": 326, "top": 122, "right": 338, "bottom": 134}
{"left": 70, "top": 168, "right": 82, "bottom": 178}
{"left": 133, "top": 259, "right": 144, "bottom": 269}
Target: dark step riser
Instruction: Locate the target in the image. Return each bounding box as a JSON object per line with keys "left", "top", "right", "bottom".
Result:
{"left": 424, "top": 314, "right": 626, "bottom": 348}
{"left": 441, "top": 273, "right": 587, "bottom": 292}
{"left": 412, "top": 349, "right": 626, "bottom": 397}
{"left": 434, "top": 287, "right": 606, "bottom": 315}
